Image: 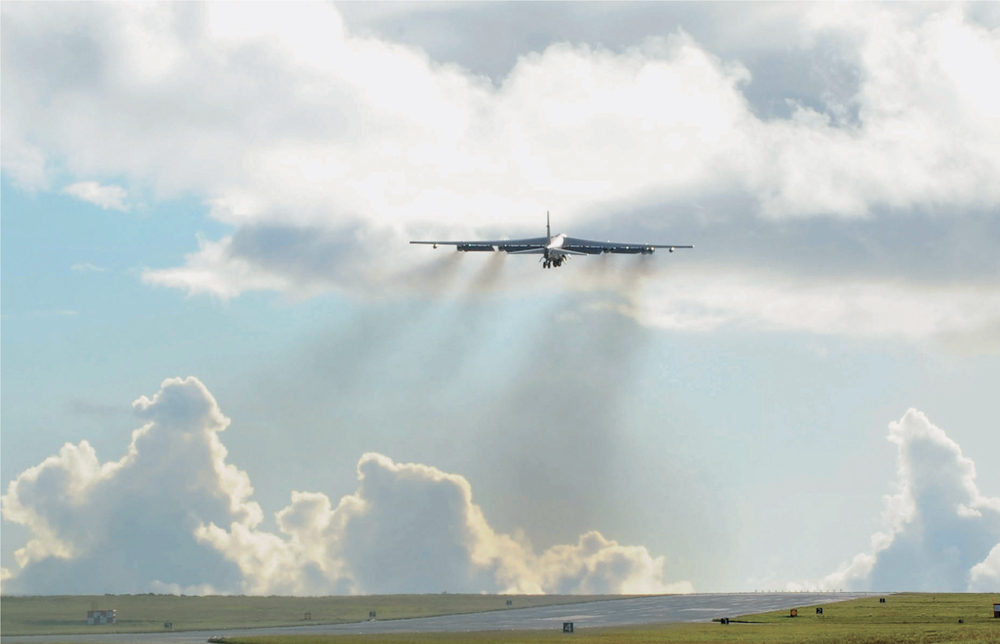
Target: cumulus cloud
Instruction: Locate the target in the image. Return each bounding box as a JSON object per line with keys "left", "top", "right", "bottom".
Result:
{"left": 3, "top": 3, "right": 998, "bottom": 343}
{"left": 200, "top": 452, "right": 691, "bottom": 595}
{"left": 969, "top": 543, "right": 1000, "bottom": 591}
{"left": 805, "top": 409, "right": 1000, "bottom": 591}
{"left": 0, "top": 377, "right": 255, "bottom": 594}
{"left": 1, "top": 377, "right": 691, "bottom": 595}
{"left": 62, "top": 181, "right": 129, "bottom": 211}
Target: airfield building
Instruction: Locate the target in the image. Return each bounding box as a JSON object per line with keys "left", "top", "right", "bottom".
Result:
{"left": 87, "top": 610, "right": 116, "bottom": 625}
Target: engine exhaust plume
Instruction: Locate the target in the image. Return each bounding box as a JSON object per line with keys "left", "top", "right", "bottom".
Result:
{"left": 400, "top": 251, "right": 464, "bottom": 295}
{"left": 466, "top": 251, "right": 507, "bottom": 294}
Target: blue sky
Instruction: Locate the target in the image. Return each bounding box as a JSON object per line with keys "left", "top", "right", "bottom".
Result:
{"left": 2, "top": 2, "right": 999, "bottom": 594}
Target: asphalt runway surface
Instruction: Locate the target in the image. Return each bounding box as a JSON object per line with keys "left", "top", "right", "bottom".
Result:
{"left": 2, "top": 593, "right": 872, "bottom": 643}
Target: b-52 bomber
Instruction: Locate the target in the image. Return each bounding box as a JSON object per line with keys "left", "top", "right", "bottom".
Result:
{"left": 411, "top": 212, "right": 693, "bottom": 269}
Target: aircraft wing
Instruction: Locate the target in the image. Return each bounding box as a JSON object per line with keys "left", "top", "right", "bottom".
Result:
{"left": 496, "top": 237, "right": 549, "bottom": 252}
{"left": 561, "top": 237, "right": 694, "bottom": 254}
{"left": 410, "top": 237, "right": 548, "bottom": 252}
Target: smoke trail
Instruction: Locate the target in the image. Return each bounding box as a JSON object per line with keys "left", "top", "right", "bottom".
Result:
{"left": 236, "top": 248, "right": 661, "bottom": 554}
{"left": 383, "top": 252, "right": 515, "bottom": 379}
{"left": 617, "top": 255, "right": 658, "bottom": 308}
{"left": 397, "top": 250, "right": 465, "bottom": 296}
{"left": 581, "top": 251, "right": 613, "bottom": 280}
{"left": 294, "top": 252, "right": 474, "bottom": 399}
{"left": 466, "top": 251, "right": 508, "bottom": 294}
{"left": 465, "top": 291, "right": 654, "bottom": 549}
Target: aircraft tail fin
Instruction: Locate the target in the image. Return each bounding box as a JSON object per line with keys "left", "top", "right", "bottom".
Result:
{"left": 547, "top": 211, "right": 551, "bottom": 239}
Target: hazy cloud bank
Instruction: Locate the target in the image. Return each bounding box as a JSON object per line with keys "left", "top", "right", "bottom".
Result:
{"left": 1, "top": 377, "right": 691, "bottom": 595}
{"left": 3, "top": 3, "right": 998, "bottom": 346}
{"left": 796, "top": 410, "right": 1000, "bottom": 592}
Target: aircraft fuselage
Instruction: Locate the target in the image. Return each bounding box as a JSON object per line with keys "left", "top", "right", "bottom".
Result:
{"left": 543, "top": 234, "right": 569, "bottom": 268}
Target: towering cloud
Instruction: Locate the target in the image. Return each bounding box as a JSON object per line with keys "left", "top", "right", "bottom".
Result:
{"left": 0, "top": 378, "right": 255, "bottom": 594}
{"left": 1, "top": 377, "right": 691, "bottom": 595}
{"left": 816, "top": 410, "right": 1000, "bottom": 591}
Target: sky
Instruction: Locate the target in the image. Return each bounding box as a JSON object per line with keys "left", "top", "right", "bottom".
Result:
{"left": 1, "top": 1, "right": 999, "bottom": 595}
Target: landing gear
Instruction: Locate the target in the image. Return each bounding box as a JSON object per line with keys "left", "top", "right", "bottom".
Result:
{"left": 542, "top": 257, "right": 566, "bottom": 269}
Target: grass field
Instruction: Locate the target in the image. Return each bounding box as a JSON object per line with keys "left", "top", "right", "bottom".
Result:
{"left": 3, "top": 593, "right": 997, "bottom": 642}
{"left": 213, "top": 594, "right": 1000, "bottom": 644}
{"left": 0, "top": 594, "right": 636, "bottom": 636}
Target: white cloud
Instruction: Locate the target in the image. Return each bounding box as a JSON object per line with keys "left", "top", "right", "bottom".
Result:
{"left": 2, "top": 138, "right": 48, "bottom": 190}
{"left": 200, "top": 451, "right": 691, "bottom": 595}
{"left": 62, "top": 181, "right": 129, "bottom": 211}
{"left": 142, "top": 235, "right": 292, "bottom": 300}
{"left": 1, "top": 377, "right": 691, "bottom": 595}
{"left": 797, "top": 409, "right": 1000, "bottom": 591}
{"left": 0, "top": 377, "right": 258, "bottom": 594}
{"left": 969, "top": 542, "right": 1000, "bottom": 591}
{"left": 71, "top": 262, "right": 108, "bottom": 272}
{"left": 4, "top": 3, "right": 999, "bottom": 343}
{"left": 623, "top": 269, "right": 1000, "bottom": 347}
{"left": 767, "top": 5, "right": 1000, "bottom": 217}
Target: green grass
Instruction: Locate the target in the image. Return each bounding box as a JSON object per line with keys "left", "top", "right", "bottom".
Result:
{"left": 213, "top": 594, "right": 1000, "bottom": 644}
{"left": 729, "top": 592, "right": 997, "bottom": 626}
{"left": 3, "top": 593, "right": 998, "bottom": 642}
{"left": 0, "top": 594, "right": 638, "bottom": 636}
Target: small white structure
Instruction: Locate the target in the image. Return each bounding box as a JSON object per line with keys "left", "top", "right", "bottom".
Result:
{"left": 87, "top": 610, "right": 116, "bottom": 625}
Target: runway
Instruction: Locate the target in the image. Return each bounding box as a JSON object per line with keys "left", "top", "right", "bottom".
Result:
{"left": 2, "top": 593, "right": 871, "bottom": 643}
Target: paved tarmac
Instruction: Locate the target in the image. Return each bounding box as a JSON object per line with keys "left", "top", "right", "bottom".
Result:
{"left": 2, "top": 593, "right": 872, "bottom": 643}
